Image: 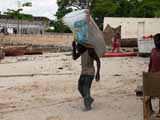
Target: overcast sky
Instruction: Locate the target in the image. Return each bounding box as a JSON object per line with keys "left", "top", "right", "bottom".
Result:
{"left": 0, "top": 0, "right": 58, "bottom": 20}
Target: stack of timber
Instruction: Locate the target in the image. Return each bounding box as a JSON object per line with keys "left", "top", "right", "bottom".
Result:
{"left": 121, "top": 38, "right": 138, "bottom": 47}
{"left": 24, "top": 48, "right": 43, "bottom": 55}
{"left": 0, "top": 48, "right": 5, "bottom": 60}
{"left": 4, "top": 46, "right": 42, "bottom": 56}
{"left": 4, "top": 46, "right": 26, "bottom": 56}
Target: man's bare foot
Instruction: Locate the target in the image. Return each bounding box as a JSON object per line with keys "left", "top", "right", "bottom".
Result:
{"left": 83, "top": 106, "right": 91, "bottom": 111}
{"left": 156, "top": 112, "right": 160, "bottom": 117}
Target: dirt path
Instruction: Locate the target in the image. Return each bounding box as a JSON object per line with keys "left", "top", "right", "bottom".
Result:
{"left": 0, "top": 52, "right": 149, "bottom": 120}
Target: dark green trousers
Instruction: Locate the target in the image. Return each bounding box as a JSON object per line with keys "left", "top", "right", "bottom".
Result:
{"left": 78, "top": 75, "right": 94, "bottom": 108}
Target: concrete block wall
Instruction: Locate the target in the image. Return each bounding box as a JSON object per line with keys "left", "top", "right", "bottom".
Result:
{"left": 0, "top": 33, "right": 74, "bottom": 47}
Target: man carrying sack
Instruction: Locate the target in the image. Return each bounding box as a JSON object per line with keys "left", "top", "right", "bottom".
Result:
{"left": 62, "top": 8, "right": 106, "bottom": 111}
{"left": 72, "top": 41, "right": 100, "bottom": 111}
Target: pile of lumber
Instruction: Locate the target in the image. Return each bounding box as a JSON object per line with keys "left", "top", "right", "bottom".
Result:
{"left": 0, "top": 48, "right": 5, "bottom": 60}
{"left": 2, "top": 46, "right": 43, "bottom": 57}
{"left": 4, "top": 46, "right": 26, "bottom": 56}
{"left": 121, "top": 38, "right": 138, "bottom": 47}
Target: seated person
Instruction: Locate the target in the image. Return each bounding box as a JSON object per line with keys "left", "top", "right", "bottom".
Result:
{"left": 148, "top": 33, "right": 160, "bottom": 115}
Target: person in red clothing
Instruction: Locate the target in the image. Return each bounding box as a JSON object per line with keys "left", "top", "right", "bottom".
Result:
{"left": 148, "top": 33, "right": 160, "bottom": 114}
{"left": 112, "top": 33, "right": 121, "bottom": 53}
{"left": 149, "top": 33, "right": 160, "bottom": 73}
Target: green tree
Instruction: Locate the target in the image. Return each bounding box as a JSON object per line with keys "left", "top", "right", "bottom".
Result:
{"left": 4, "top": 2, "right": 32, "bottom": 20}
{"left": 91, "top": 0, "right": 117, "bottom": 29}
{"left": 114, "top": 0, "right": 131, "bottom": 17}
{"left": 128, "top": 0, "right": 160, "bottom": 17}
{"left": 54, "top": 0, "right": 160, "bottom": 32}
{"left": 52, "top": 0, "right": 75, "bottom": 33}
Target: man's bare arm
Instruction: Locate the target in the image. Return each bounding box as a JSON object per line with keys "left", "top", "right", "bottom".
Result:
{"left": 72, "top": 41, "right": 88, "bottom": 60}
{"left": 148, "top": 57, "right": 152, "bottom": 72}
{"left": 95, "top": 57, "right": 100, "bottom": 81}
{"left": 72, "top": 41, "right": 81, "bottom": 60}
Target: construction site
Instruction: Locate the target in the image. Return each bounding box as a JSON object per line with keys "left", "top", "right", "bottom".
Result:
{"left": 0, "top": 32, "right": 149, "bottom": 120}
{"left": 0, "top": 0, "right": 160, "bottom": 120}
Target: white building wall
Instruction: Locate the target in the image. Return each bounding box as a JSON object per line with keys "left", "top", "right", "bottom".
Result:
{"left": 104, "top": 17, "right": 160, "bottom": 39}
{"left": 0, "top": 19, "right": 48, "bottom": 34}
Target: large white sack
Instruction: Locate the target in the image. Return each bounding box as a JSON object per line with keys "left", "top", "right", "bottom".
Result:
{"left": 62, "top": 9, "right": 106, "bottom": 57}
{"left": 62, "top": 9, "right": 88, "bottom": 33}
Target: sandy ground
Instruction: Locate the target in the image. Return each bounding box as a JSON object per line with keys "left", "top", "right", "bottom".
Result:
{"left": 0, "top": 52, "right": 149, "bottom": 120}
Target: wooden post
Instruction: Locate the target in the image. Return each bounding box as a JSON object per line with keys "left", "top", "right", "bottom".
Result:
{"left": 143, "top": 72, "right": 160, "bottom": 120}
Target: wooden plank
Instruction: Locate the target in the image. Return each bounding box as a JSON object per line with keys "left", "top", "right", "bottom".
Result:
{"left": 143, "top": 72, "right": 160, "bottom": 120}
{"left": 151, "top": 114, "right": 160, "bottom": 120}
{"left": 143, "top": 72, "right": 160, "bottom": 96}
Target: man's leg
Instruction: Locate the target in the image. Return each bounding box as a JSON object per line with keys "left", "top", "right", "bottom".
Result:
{"left": 78, "top": 75, "right": 85, "bottom": 98}
{"left": 88, "top": 76, "right": 94, "bottom": 103}
{"left": 83, "top": 75, "right": 94, "bottom": 110}
{"left": 116, "top": 45, "right": 120, "bottom": 52}
{"left": 149, "top": 97, "right": 154, "bottom": 113}
{"left": 112, "top": 46, "right": 116, "bottom": 52}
